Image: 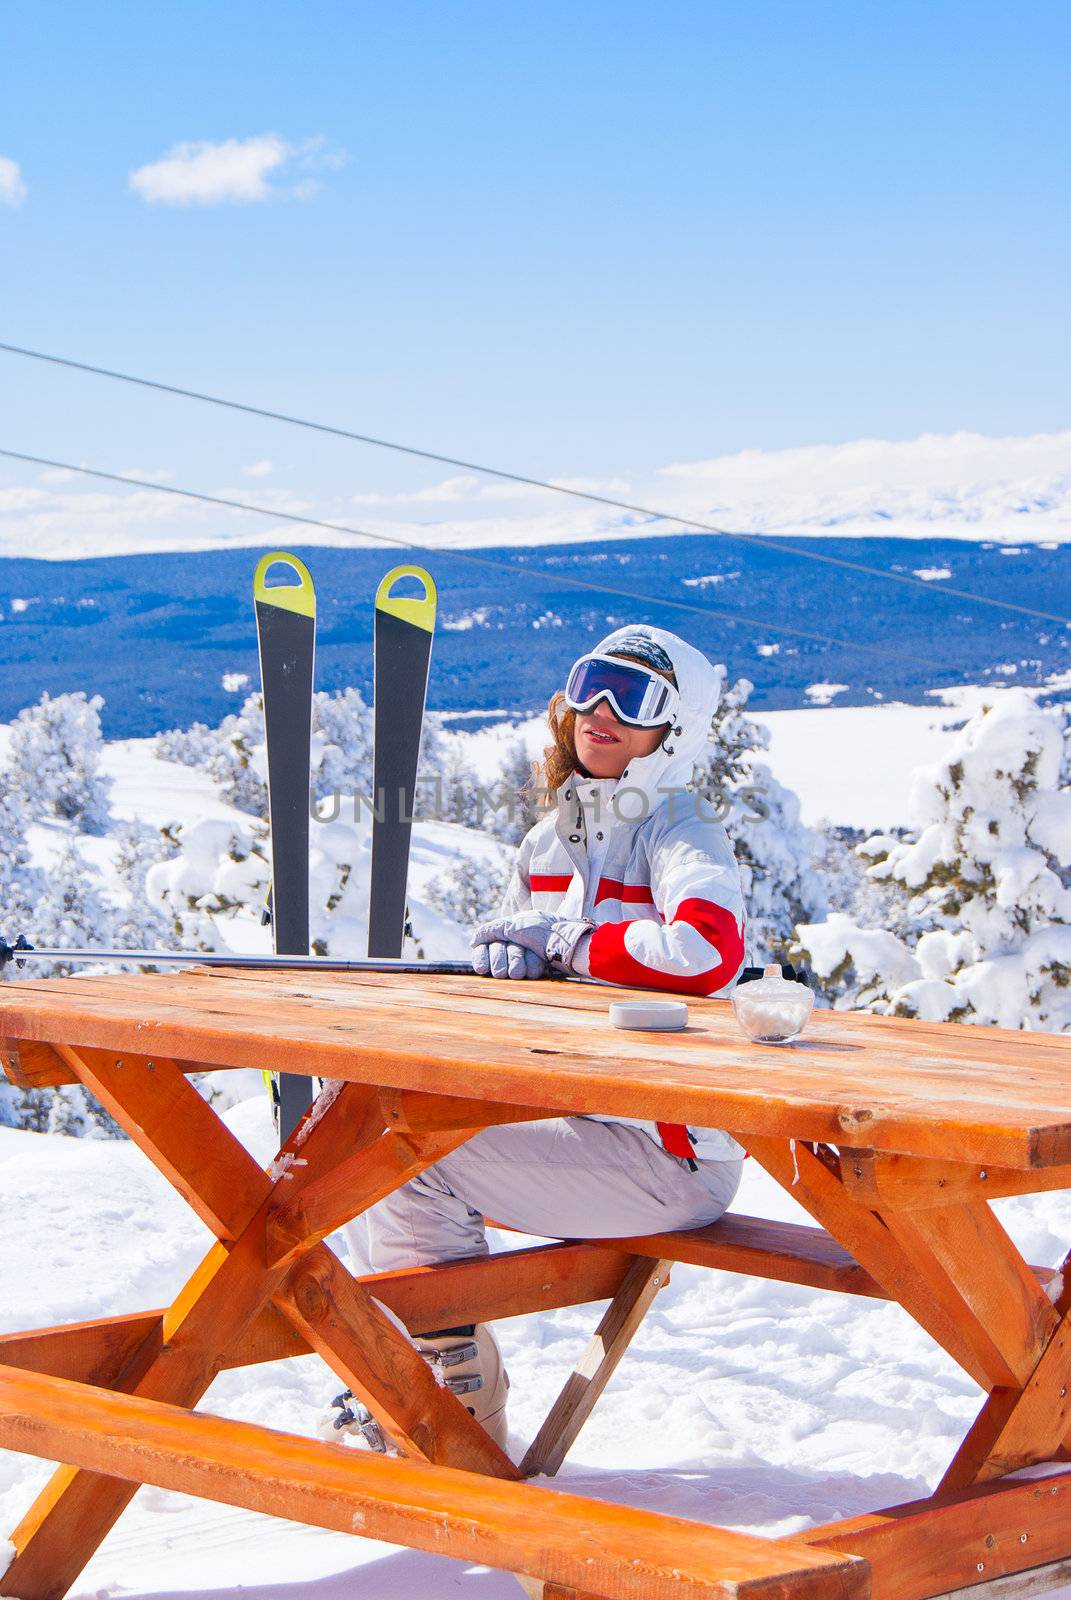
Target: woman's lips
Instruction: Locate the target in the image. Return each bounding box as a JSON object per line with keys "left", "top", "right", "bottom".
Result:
{"left": 582, "top": 725, "right": 620, "bottom": 746}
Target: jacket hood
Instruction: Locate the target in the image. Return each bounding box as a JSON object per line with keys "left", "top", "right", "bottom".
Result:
{"left": 578, "top": 623, "right": 723, "bottom": 813}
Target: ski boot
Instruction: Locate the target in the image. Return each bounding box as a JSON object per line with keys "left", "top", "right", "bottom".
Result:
{"left": 319, "top": 1389, "right": 390, "bottom": 1451}
{"left": 320, "top": 1324, "right": 509, "bottom": 1452}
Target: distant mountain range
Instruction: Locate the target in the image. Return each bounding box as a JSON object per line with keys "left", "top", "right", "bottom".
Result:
{"left": 0, "top": 533, "right": 1067, "bottom": 737}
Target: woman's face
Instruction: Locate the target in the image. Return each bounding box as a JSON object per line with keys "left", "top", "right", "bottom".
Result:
{"left": 573, "top": 701, "right": 667, "bottom": 778}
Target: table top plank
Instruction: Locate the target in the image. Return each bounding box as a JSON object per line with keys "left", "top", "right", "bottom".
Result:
{"left": 2, "top": 969, "right": 1070, "bottom": 1169}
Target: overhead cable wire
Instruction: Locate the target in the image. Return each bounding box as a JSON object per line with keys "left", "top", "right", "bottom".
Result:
{"left": 0, "top": 339, "right": 1065, "bottom": 627}
{"left": 0, "top": 445, "right": 947, "bottom": 668}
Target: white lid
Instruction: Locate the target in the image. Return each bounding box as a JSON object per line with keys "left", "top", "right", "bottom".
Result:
{"left": 734, "top": 964, "right": 810, "bottom": 1001}
{"left": 609, "top": 1000, "right": 689, "bottom": 1031}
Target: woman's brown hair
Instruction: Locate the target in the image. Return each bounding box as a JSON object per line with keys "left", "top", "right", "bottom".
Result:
{"left": 533, "top": 653, "right": 678, "bottom": 804}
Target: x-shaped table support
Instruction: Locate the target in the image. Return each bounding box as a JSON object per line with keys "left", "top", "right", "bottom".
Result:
{"left": 7, "top": 1043, "right": 1071, "bottom": 1600}
{"left": 4, "top": 1045, "right": 536, "bottom": 1598}
{"left": 748, "top": 1137, "right": 1071, "bottom": 1497}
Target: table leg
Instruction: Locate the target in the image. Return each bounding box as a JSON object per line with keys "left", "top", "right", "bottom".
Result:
{"left": 747, "top": 1138, "right": 1021, "bottom": 1390}
{"left": 520, "top": 1256, "right": 671, "bottom": 1480}
{"left": 940, "top": 1245, "right": 1071, "bottom": 1492}
{"left": 1, "top": 1048, "right": 517, "bottom": 1600}
{"left": 749, "top": 1136, "right": 1071, "bottom": 1496}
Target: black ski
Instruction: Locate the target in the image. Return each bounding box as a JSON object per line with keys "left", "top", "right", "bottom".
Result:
{"left": 368, "top": 566, "right": 437, "bottom": 958}
{"left": 254, "top": 551, "right": 317, "bottom": 1142}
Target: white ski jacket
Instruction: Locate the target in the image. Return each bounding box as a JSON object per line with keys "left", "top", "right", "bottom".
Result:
{"left": 496, "top": 623, "right": 746, "bottom": 1164}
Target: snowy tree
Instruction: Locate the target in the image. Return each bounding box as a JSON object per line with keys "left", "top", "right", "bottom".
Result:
{"left": 729, "top": 763, "right": 829, "bottom": 963}
{"left": 6, "top": 692, "right": 112, "bottom": 833}
{"left": 426, "top": 730, "right": 535, "bottom": 843}
{"left": 811, "top": 823, "right": 914, "bottom": 934}
{"left": 155, "top": 719, "right": 219, "bottom": 770}
{"left": 0, "top": 839, "right": 125, "bottom": 1136}
{"left": 0, "top": 785, "right": 50, "bottom": 1131}
{"left": 486, "top": 737, "right": 543, "bottom": 845}
{"left": 0, "top": 781, "right": 44, "bottom": 945}
{"left": 112, "top": 820, "right": 178, "bottom": 953}
{"left": 45, "top": 1082, "right": 123, "bottom": 1139}
{"left": 155, "top": 685, "right": 434, "bottom": 823}
{"left": 692, "top": 676, "right": 827, "bottom": 962}
{"left": 425, "top": 851, "right": 515, "bottom": 929}
{"left": 155, "top": 694, "right": 269, "bottom": 818}
{"left": 693, "top": 670, "right": 751, "bottom": 801}
{"left": 212, "top": 693, "right": 270, "bottom": 817}
{"left": 796, "top": 691, "right": 1071, "bottom": 1028}
{"left": 147, "top": 817, "right": 271, "bottom": 951}
{"left": 35, "top": 840, "right": 116, "bottom": 973}
{"left": 314, "top": 686, "right": 374, "bottom": 808}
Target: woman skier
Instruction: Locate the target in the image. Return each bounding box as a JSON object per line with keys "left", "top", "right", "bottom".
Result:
{"left": 349, "top": 624, "right": 746, "bottom": 1452}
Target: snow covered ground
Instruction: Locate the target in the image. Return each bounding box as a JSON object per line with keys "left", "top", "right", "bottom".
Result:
{"left": 4, "top": 694, "right": 1071, "bottom": 1595}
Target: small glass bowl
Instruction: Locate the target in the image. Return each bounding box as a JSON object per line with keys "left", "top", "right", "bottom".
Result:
{"left": 731, "top": 964, "right": 814, "bottom": 1045}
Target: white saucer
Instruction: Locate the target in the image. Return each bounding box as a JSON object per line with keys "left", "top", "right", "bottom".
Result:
{"left": 609, "top": 1000, "right": 689, "bottom": 1031}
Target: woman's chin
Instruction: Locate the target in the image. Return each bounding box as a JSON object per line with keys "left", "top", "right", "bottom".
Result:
{"left": 579, "top": 742, "right": 626, "bottom": 778}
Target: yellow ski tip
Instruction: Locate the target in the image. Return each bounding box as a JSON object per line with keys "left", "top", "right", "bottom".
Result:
{"left": 375, "top": 565, "right": 437, "bottom": 632}
{"left": 253, "top": 552, "right": 316, "bottom": 619}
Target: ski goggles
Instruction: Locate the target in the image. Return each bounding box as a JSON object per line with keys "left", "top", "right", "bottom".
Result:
{"left": 564, "top": 652, "right": 679, "bottom": 727}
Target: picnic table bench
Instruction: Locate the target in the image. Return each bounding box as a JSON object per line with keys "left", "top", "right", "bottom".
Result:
{"left": 1, "top": 965, "right": 1071, "bottom": 1599}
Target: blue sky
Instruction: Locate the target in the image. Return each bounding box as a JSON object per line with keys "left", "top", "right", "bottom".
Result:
{"left": 1, "top": 0, "right": 1069, "bottom": 549}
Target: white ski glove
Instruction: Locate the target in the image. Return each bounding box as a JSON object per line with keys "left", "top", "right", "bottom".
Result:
{"left": 472, "top": 939, "right": 546, "bottom": 980}
{"left": 471, "top": 911, "right": 595, "bottom": 976}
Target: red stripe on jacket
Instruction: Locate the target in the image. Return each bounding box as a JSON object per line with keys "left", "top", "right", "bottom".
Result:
{"left": 593, "top": 877, "right": 657, "bottom": 907}
{"left": 586, "top": 896, "right": 745, "bottom": 997}
{"left": 529, "top": 874, "right": 574, "bottom": 893}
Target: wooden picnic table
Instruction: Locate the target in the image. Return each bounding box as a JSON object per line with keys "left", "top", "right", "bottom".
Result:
{"left": 1, "top": 966, "right": 1071, "bottom": 1600}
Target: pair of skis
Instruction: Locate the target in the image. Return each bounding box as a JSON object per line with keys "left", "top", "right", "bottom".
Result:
{"left": 254, "top": 553, "right": 437, "bottom": 1142}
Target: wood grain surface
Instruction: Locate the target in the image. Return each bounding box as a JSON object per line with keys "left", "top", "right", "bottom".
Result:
{"left": 2, "top": 967, "right": 1071, "bottom": 1167}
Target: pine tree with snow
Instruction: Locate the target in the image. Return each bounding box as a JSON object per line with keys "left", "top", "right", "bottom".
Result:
{"left": 693, "top": 671, "right": 754, "bottom": 802}
{"left": 45, "top": 1081, "right": 123, "bottom": 1139}
{"left": 692, "top": 675, "right": 827, "bottom": 962}
{"left": 211, "top": 692, "right": 270, "bottom": 817}
{"left": 154, "top": 719, "right": 220, "bottom": 770}
{"left": 158, "top": 685, "right": 407, "bottom": 823}
{"left": 146, "top": 817, "right": 271, "bottom": 951}
{"left": 730, "top": 762, "right": 829, "bottom": 962}
{"left": 0, "top": 782, "right": 52, "bottom": 1131}
{"left": 486, "top": 736, "right": 543, "bottom": 845}
{"left": 425, "top": 851, "right": 515, "bottom": 929}
{"left": 313, "top": 686, "right": 375, "bottom": 808}
{"left": 6, "top": 691, "right": 113, "bottom": 834}
{"left": 433, "top": 734, "right": 483, "bottom": 830}
{"left": 112, "top": 820, "right": 178, "bottom": 953}
{"left": 36, "top": 839, "right": 116, "bottom": 974}
{"left": 9, "top": 839, "right": 126, "bottom": 1136}
{"left": 811, "top": 822, "right": 914, "bottom": 935}
{"left": 796, "top": 691, "right": 1071, "bottom": 1028}
{"left": 0, "top": 779, "right": 44, "bottom": 943}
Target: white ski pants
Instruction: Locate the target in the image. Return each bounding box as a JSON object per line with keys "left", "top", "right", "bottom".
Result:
{"left": 350, "top": 1116, "right": 743, "bottom": 1276}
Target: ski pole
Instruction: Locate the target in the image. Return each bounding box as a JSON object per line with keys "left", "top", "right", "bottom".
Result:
{"left": 0, "top": 934, "right": 479, "bottom": 977}
{"left": 0, "top": 935, "right": 803, "bottom": 987}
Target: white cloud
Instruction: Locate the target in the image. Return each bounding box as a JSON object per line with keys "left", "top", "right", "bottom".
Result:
{"left": 128, "top": 134, "right": 345, "bottom": 207}
{"left": 0, "top": 156, "right": 27, "bottom": 208}
{"left": 242, "top": 460, "right": 274, "bottom": 478}
{"left": 5, "top": 429, "right": 1071, "bottom": 561}
{"left": 349, "top": 473, "right": 635, "bottom": 508}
